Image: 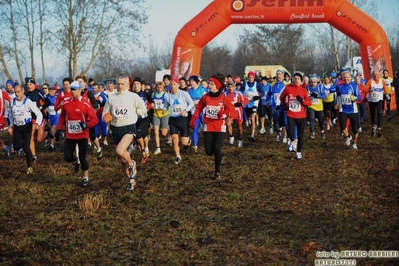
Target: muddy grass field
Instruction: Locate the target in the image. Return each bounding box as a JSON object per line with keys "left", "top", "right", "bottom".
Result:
{"left": 0, "top": 115, "right": 398, "bottom": 265}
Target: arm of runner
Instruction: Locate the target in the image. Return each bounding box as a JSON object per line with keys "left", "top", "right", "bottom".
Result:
{"left": 27, "top": 98, "right": 43, "bottom": 126}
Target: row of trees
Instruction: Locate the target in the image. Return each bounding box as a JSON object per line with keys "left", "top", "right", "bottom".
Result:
{"left": 0, "top": 0, "right": 148, "bottom": 84}
{"left": 1, "top": 0, "right": 398, "bottom": 86}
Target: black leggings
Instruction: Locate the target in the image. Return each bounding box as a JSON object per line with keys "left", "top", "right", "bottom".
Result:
{"left": 64, "top": 138, "right": 89, "bottom": 171}
{"left": 203, "top": 131, "right": 225, "bottom": 173}
{"left": 287, "top": 117, "right": 307, "bottom": 153}
{"left": 368, "top": 100, "right": 383, "bottom": 127}
{"left": 13, "top": 123, "right": 33, "bottom": 167}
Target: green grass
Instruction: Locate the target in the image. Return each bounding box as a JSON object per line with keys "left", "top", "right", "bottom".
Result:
{"left": 0, "top": 115, "right": 399, "bottom": 265}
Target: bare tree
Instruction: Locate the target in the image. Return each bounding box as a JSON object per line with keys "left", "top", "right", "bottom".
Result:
{"left": 200, "top": 43, "right": 232, "bottom": 78}
{"left": 53, "top": 0, "right": 147, "bottom": 78}
{"left": 0, "top": 0, "right": 24, "bottom": 82}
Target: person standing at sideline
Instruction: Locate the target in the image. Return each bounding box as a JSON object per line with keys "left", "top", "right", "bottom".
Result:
{"left": 190, "top": 73, "right": 238, "bottom": 179}
{"left": 57, "top": 81, "right": 98, "bottom": 186}
{"left": 10, "top": 85, "right": 43, "bottom": 174}
{"left": 102, "top": 74, "right": 147, "bottom": 191}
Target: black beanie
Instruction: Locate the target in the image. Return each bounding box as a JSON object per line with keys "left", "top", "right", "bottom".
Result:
{"left": 133, "top": 77, "right": 142, "bottom": 83}
{"left": 190, "top": 75, "right": 200, "bottom": 84}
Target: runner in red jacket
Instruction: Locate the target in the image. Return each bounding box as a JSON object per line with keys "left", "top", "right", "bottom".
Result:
{"left": 190, "top": 73, "right": 238, "bottom": 179}
{"left": 280, "top": 72, "right": 312, "bottom": 160}
{"left": 57, "top": 81, "right": 98, "bottom": 186}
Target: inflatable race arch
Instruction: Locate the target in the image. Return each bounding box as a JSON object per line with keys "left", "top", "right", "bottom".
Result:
{"left": 170, "top": 0, "right": 392, "bottom": 82}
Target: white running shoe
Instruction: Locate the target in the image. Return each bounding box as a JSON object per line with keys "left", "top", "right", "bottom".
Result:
{"left": 128, "top": 144, "right": 135, "bottom": 154}
{"left": 352, "top": 143, "right": 358, "bottom": 150}
{"left": 344, "top": 135, "right": 352, "bottom": 146}
{"left": 238, "top": 140, "right": 243, "bottom": 148}
{"left": 287, "top": 138, "right": 291, "bottom": 146}
{"left": 153, "top": 148, "right": 161, "bottom": 155}
{"left": 296, "top": 152, "right": 303, "bottom": 160}
{"left": 292, "top": 141, "right": 297, "bottom": 152}
{"left": 229, "top": 136, "right": 234, "bottom": 145}
{"left": 128, "top": 161, "right": 137, "bottom": 179}
{"left": 275, "top": 133, "right": 281, "bottom": 142}
{"left": 358, "top": 127, "right": 362, "bottom": 133}
{"left": 282, "top": 137, "right": 288, "bottom": 144}
{"left": 259, "top": 127, "right": 266, "bottom": 134}
{"left": 269, "top": 127, "right": 274, "bottom": 135}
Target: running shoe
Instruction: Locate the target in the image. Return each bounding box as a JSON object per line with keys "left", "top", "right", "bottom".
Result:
{"left": 128, "top": 143, "right": 135, "bottom": 154}
{"left": 192, "top": 146, "right": 198, "bottom": 153}
{"left": 74, "top": 162, "right": 80, "bottom": 173}
{"left": 352, "top": 143, "right": 358, "bottom": 150}
{"left": 127, "top": 178, "right": 136, "bottom": 191}
{"left": 166, "top": 139, "right": 172, "bottom": 146}
{"left": 174, "top": 157, "right": 181, "bottom": 165}
{"left": 182, "top": 145, "right": 189, "bottom": 153}
{"left": 43, "top": 139, "right": 50, "bottom": 147}
{"left": 213, "top": 172, "right": 221, "bottom": 180}
{"left": 269, "top": 127, "right": 274, "bottom": 135}
{"left": 344, "top": 135, "right": 352, "bottom": 147}
{"left": 275, "top": 133, "right": 281, "bottom": 142}
{"left": 358, "top": 127, "right": 362, "bottom": 133}
{"left": 321, "top": 131, "right": 325, "bottom": 140}
{"left": 128, "top": 161, "right": 137, "bottom": 179}
{"left": 153, "top": 148, "right": 161, "bottom": 155}
{"left": 32, "top": 155, "right": 38, "bottom": 163}
{"left": 250, "top": 135, "right": 255, "bottom": 142}
{"left": 103, "top": 140, "right": 108, "bottom": 146}
{"left": 81, "top": 177, "right": 89, "bottom": 187}
{"left": 4, "top": 145, "right": 9, "bottom": 160}
{"left": 309, "top": 132, "right": 316, "bottom": 139}
{"left": 296, "top": 152, "right": 303, "bottom": 160}
{"left": 49, "top": 144, "right": 55, "bottom": 152}
{"left": 229, "top": 136, "right": 234, "bottom": 145}
{"left": 237, "top": 140, "right": 243, "bottom": 148}
{"left": 259, "top": 127, "right": 266, "bottom": 134}
{"left": 96, "top": 148, "right": 103, "bottom": 160}
{"left": 376, "top": 128, "right": 382, "bottom": 137}
{"left": 371, "top": 125, "right": 377, "bottom": 136}
{"left": 141, "top": 152, "right": 149, "bottom": 164}
{"left": 282, "top": 137, "right": 288, "bottom": 143}
{"left": 26, "top": 167, "right": 33, "bottom": 174}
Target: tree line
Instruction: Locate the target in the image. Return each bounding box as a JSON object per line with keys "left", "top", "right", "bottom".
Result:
{"left": 1, "top": 0, "right": 398, "bottom": 86}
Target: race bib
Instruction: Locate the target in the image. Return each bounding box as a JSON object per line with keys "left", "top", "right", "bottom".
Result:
{"left": 246, "top": 91, "right": 257, "bottom": 100}
{"left": 311, "top": 98, "right": 320, "bottom": 105}
{"left": 113, "top": 104, "right": 129, "bottom": 119}
{"left": 341, "top": 94, "right": 351, "bottom": 105}
{"left": 370, "top": 92, "right": 379, "bottom": 101}
{"left": 15, "top": 119, "right": 26, "bottom": 126}
{"left": 48, "top": 106, "right": 56, "bottom": 115}
{"left": 153, "top": 99, "right": 164, "bottom": 110}
{"left": 273, "top": 93, "right": 281, "bottom": 105}
{"left": 171, "top": 105, "right": 183, "bottom": 116}
{"left": 288, "top": 99, "right": 301, "bottom": 112}
{"left": 205, "top": 106, "right": 220, "bottom": 119}
{"left": 67, "top": 120, "right": 83, "bottom": 134}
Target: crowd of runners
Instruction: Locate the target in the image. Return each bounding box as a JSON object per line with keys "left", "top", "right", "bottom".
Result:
{"left": 0, "top": 68, "right": 397, "bottom": 190}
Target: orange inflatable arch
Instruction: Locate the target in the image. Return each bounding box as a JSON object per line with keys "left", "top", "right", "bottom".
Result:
{"left": 171, "top": 0, "right": 392, "bottom": 82}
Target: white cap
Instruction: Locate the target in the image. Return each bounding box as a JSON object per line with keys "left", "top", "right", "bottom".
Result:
{"left": 70, "top": 81, "right": 82, "bottom": 90}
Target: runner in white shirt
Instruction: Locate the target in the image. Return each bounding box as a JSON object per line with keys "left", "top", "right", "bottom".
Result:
{"left": 102, "top": 74, "right": 147, "bottom": 191}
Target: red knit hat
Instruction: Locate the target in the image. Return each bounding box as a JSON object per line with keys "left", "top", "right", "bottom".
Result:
{"left": 247, "top": 71, "right": 255, "bottom": 78}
